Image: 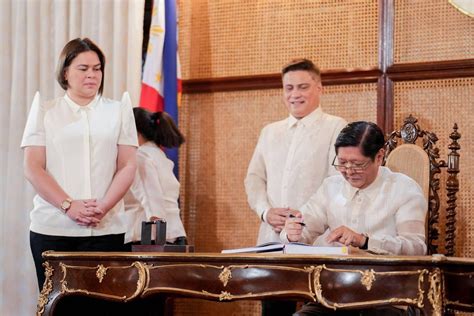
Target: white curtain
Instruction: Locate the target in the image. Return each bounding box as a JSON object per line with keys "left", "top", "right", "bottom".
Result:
{"left": 0, "top": 1, "right": 144, "bottom": 314}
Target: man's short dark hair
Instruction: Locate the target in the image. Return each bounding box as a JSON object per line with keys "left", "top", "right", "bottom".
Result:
{"left": 335, "top": 121, "right": 385, "bottom": 160}
{"left": 281, "top": 58, "right": 321, "bottom": 81}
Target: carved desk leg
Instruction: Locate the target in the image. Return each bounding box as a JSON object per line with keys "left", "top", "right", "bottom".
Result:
{"left": 36, "top": 261, "right": 59, "bottom": 316}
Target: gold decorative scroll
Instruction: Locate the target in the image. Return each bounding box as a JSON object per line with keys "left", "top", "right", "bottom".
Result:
{"left": 313, "top": 266, "right": 336, "bottom": 310}
{"left": 199, "top": 289, "right": 313, "bottom": 301}
{"left": 200, "top": 290, "right": 242, "bottom": 301}
{"left": 428, "top": 269, "right": 443, "bottom": 316}
{"left": 218, "top": 291, "right": 233, "bottom": 301}
{"left": 36, "top": 262, "right": 54, "bottom": 316}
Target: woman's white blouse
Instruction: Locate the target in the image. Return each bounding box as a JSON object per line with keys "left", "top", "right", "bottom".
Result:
{"left": 21, "top": 92, "right": 138, "bottom": 236}
{"left": 123, "top": 142, "right": 186, "bottom": 243}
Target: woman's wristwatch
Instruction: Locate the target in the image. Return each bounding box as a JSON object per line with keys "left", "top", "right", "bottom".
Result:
{"left": 60, "top": 198, "right": 72, "bottom": 213}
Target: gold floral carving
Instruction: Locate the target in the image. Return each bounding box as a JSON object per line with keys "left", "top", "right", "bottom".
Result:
{"left": 218, "top": 291, "right": 233, "bottom": 301}
{"left": 218, "top": 267, "right": 232, "bottom": 287}
{"left": 360, "top": 269, "right": 376, "bottom": 290}
{"left": 36, "top": 262, "right": 54, "bottom": 316}
{"left": 96, "top": 265, "right": 108, "bottom": 283}
{"left": 428, "top": 269, "right": 443, "bottom": 316}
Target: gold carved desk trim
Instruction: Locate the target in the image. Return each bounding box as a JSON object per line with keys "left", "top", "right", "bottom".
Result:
{"left": 36, "top": 252, "right": 474, "bottom": 316}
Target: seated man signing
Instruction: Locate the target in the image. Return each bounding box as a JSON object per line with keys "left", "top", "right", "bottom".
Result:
{"left": 283, "top": 121, "right": 427, "bottom": 316}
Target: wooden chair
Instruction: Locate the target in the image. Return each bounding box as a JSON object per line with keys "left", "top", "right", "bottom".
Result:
{"left": 384, "top": 115, "right": 461, "bottom": 256}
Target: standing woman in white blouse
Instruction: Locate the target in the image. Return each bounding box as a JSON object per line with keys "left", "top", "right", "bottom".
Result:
{"left": 21, "top": 38, "right": 138, "bottom": 290}
{"left": 123, "top": 107, "right": 187, "bottom": 249}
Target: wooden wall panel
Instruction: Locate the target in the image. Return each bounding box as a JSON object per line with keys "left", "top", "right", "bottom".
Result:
{"left": 178, "top": 0, "right": 379, "bottom": 79}
{"left": 394, "top": 0, "right": 474, "bottom": 63}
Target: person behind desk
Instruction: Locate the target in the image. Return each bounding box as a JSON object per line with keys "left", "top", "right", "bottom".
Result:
{"left": 245, "top": 58, "right": 347, "bottom": 315}
{"left": 21, "top": 38, "right": 138, "bottom": 292}
{"left": 123, "top": 108, "right": 187, "bottom": 250}
{"left": 283, "top": 121, "right": 427, "bottom": 316}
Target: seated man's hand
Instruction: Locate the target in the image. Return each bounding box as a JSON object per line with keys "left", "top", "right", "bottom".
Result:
{"left": 326, "top": 225, "right": 366, "bottom": 247}
{"left": 284, "top": 211, "right": 304, "bottom": 242}
{"left": 266, "top": 207, "right": 291, "bottom": 232}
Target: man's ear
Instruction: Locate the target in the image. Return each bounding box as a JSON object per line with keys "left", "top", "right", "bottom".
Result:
{"left": 376, "top": 148, "right": 385, "bottom": 163}
{"left": 315, "top": 80, "right": 323, "bottom": 91}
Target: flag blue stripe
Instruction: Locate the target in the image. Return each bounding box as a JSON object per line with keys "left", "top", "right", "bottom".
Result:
{"left": 163, "top": 0, "right": 179, "bottom": 178}
{"left": 163, "top": 0, "right": 178, "bottom": 121}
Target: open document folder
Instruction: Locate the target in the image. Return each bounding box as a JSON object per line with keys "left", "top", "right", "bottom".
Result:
{"left": 221, "top": 242, "right": 349, "bottom": 255}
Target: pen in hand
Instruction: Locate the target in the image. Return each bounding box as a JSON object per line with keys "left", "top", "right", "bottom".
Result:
{"left": 289, "top": 214, "right": 306, "bottom": 227}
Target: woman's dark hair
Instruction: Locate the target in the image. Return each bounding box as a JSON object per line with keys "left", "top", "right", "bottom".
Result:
{"left": 133, "top": 107, "right": 185, "bottom": 148}
{"left": 56, "top": 38, "right": 106, "bottom": 95}
{"left": 335, "top": 121, "right": 385, "bottom": 160}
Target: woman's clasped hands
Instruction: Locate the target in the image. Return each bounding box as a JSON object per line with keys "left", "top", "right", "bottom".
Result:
{"left": 66, "top": 199, "right": 107, "bottom": 227}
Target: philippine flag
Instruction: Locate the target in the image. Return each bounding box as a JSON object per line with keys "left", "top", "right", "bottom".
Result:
{"left": 140, "top": 0, "right": 182, "bottom": 176}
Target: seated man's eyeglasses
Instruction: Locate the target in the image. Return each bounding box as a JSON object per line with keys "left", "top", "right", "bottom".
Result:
{"left": 332, "top": 156, "right": 372, "bottom": 173}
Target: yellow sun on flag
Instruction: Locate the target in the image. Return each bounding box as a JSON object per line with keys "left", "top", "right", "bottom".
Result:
{"left": 152, "top": 7, "right": 157, "bottom": 16}
{"left": 155, "top": 73, "right": 162, "bottom": 83}
{"left": 150, "top": 25, "right": 164, "bottom": 36}
{"left": 147, "top": 42, "right": 153, "bottom": 54}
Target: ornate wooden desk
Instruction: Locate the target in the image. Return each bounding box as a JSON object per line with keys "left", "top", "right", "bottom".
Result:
{"left": 37, "top": 252, "right": 474, "bottom": 316}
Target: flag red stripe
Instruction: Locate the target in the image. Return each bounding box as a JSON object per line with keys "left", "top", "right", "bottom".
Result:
{"left": 139, "top": 83, "right": 164, "bottom": 112}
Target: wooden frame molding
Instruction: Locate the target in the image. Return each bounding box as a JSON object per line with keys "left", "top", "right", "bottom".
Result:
{"left": 182, "top": 59, "right": 474, "bottom": 93}
{"left": 388, "top": 59, "right": 474, "bottom": 81}
{"left": 182, "top": 69, "right": 382, "bottom": 94}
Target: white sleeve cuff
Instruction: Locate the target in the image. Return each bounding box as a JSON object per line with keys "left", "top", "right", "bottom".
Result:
{"left": 279, "top": 230, "right": 292, "bottom": 243}
{"left": 367, "top": 236, "right": 390, "bottom": 255}
{"left": 261, "top": 209, "right": 269, "bottom": 222}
